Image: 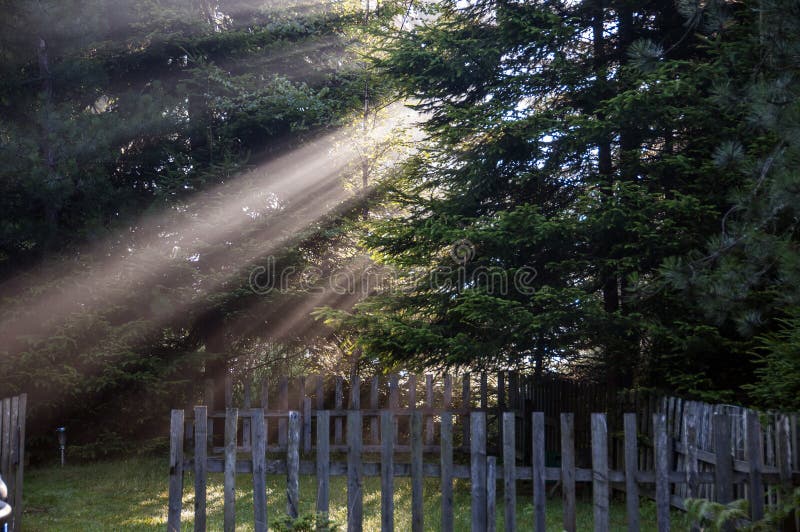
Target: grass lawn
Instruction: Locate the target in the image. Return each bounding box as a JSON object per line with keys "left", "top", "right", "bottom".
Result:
{"left": 22, "top": 456, "right": 690, "bottom": 530}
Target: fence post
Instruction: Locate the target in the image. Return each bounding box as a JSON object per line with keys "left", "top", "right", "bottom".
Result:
{"left": 316, "top": 410, "right": 331, "bottom": 521}
{"left": 592, "top": 413, "right": 609, "bottom": 532}
{"left": 486, "top": 456, "right": 497, "bottom": 532}
{"left": 746, "top": 410, "right": 764, "bottom": 521}
{"left": 243, "top": 380, "right": 252, "bottom": 449}
{"left": 279, "top": 377, "right": 289, "bottom": 447}
{"left": 335, "top": 377, "right": 344, "bottom": 445}
{"left": 441, "top": 412, "right": 454, "bottom": 532}
{"left": 502, "top": 412, "right": 516, "bottom": 532}
{"left": 7, "top": 396, "right": 19, "bottom": 529}
{"left": 777, "top": 414, "right": 792, "bottom": 487}
{"left": 411, "top": 410, "right": 423, "bottom": 532}
{"left": 532, "top": 412, "right": 546, "bottom": 532}
{"left": 225, "top": 374, "right": 233, "bottom": 408}
{"left": 167, "top": 409, "right": 184, "bottom": 532}
{"left": 409, "top": 374, "right": 417, "bottom": 410}
{"left": 623, "top": 413, "right": 640, "bottom": 532}
{"left": 252, "top": 409, "right": 267, "bottom": 532}
{"left": 13, "top": 393, "right": 27, "bottom": 532}
{"left": 425, "top": 375, "right": 434, "bottom": 445}
{"left": 471, "top": 411, "right": 487, "bottom": 531}
{"left": 389, "top": 374, "right": 399, "bottom": 445}
{"left": 560, "top": 413, "right": 576, "bottom": 532}
{"left": 303, "top": 398, "right": 312, "bottom": 453}
{"left": 261, "top": 380, "right": 269, "bottom": 450}
{"left": 371, "top": 376, "right": 380, "bottom": 445}
{"left": 654, "top": 413, "right": 670, "bottom": 532}
{"left": 347, "top": 411, "right": 363, "bottom": 532}
{"left": 194, "top": 406, "right": 208, "bottom": 532}
{"left": 2, "top": 398, "right": 10, "bottom": 489}
{"left": 713, "top": 413, "right": 732, "bottom": 504}
{"left": 381, "top": 411, "right": 394, "bottom": 532}
{"left": 223, "top": 408, "right": 238, "bottom": 532}
{"left": 287, "top": 411, "right": 300, "bottom": 519}
{"left": 204, "top": 379, "right": 215, "bottom": 450}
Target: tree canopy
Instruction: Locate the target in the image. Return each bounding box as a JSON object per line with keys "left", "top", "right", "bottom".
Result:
{"left": 1, "top": 0, "right": 799, "bottom": 455}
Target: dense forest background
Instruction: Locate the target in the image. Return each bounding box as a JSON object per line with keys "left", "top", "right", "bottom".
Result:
{"left": 0, "top": 0, "right": 798, "bottom": 458}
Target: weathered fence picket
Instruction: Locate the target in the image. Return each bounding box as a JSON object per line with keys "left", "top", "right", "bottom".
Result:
{"left": 316, "top": 410, "right": 330, "bottom": 519}
{"left": 223, "top": 407, "right": 237, "bottom": 532}
{"left": 167, "top": 409, "right": 184, "bottom": 532}
{"left": 561, "top": 412, "right": 577, "bottom": 532}
{"left": 251, "top": 409, "right": 267, "bottom": 532}
{"left": 470, "top": 411, "right": 487, "bottom": 531}
{"left": 193, "top": 406, "right": 207, "bottom": 532}
{"left": 0, "top": 393, "right": 26, "bottom": 532}
{"left": 380, "top": 410, "right": 393, "bottom": 532}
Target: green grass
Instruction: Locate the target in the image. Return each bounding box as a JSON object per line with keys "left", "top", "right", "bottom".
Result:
{"left": 22, "top": 456, "right": 690, "bottom": 530}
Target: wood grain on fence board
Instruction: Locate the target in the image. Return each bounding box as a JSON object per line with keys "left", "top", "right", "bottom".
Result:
{"left": 335, "top": 377, "right": 343, "bottom": 446}
{"left": 381, "top": 411, "right": 394, "bottom": 532}
{"left": 303, "top": 398, "right": 312, "bottom": 453}
{"left": 251, "top": 409, "right": 267, "bottom": 532}
{"left": 7, "top": 396, "right": 18, "bottom": 521}
{"left": 443, "top": 374, "right": 452, "bottom": 409}
{"left": 409, "top": 375, "right": 417, "bottom": 411}
{"left": 243, "top": 381, "right": 252, "bottom": 449}
{"left": 746, "top": 410, "right": 764, "bottom": 521}
{"left": 350, "top": 376, "right": 361, "bottom": 410}
{"left": 13, "top": 394, "right": 27, "bottom": 532}
{"left": 287, "top": 411, "right": 301, "bottom": 519}
{"left": 654, "top": 413, "right": 670, "bottom": 532}
{"left": 487, "top": 456, "right": 497, "bottom": 532}
{"left": 370, "top": 376, "right": 379, "bottom": 445}
{"left": 591, "top": 413, "right": 609, "bottom": 532}
{"left": 167, "top": 409, "right": 184, "bottom": 532}
{"left": 471, "top": 412, "right": 487, "bottom": 532}
{"left": 441, "top": 412, "right": 454, "bottom": 532}
{"left": 561, "top": 413, "right": 577, "bottom": 532}
{"left": 347, "top": 411, "right": 363, "bottom": 532}
{"left": 532, "top": 412, "right": 546, "bottom": 532}
{"left": 223, "top": 408, "right": 237, "bottom": 532}
{"left": 777, "top": 414, "right": 791, "bottom": 486}
{"left": 194, "top": 406, "right": 208, "bottom": 532}
{"left": 279, "top": 377, "right": 289, "bottom": 447}
{"left": 426, "top": 375, "right": 434, "bottom": 445}
{"left": 503, "top": 412, "right": 516, "bottom": 532}
{"left": 411, "top": 411, "right": 424, "bottom": 532}
{"left": 225, "top": 375, "right": 232, "bottom": 409}
{"left": 623, "top": 413, "right": 640, "bottom": 532}
{"left": 316, "top": 410, "right": 330, "bottom": 518}
{"left": 714, "top": 413, "right": 733, "bottom": 504}
{"left": 1, "top": 398, "right": 10, "bottom": 479}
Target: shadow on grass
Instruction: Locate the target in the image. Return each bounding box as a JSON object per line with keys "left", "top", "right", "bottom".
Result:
{"left": 23, "top": 455, "right": 690, "bottom": 531}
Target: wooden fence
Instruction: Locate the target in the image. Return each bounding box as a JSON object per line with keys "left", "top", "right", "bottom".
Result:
{"left": 0, "top": 393, "right": 27, "bottom": 532}
{"left": 628, "top": 394, "right": 799, "bottom": 510}
{"left": 167, "top": 405, "right": 799, "bottom": 531}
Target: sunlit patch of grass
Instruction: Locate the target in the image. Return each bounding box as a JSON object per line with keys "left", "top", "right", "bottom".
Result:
{"left": 23, "top": 456, "right": 690, "bottom": 530}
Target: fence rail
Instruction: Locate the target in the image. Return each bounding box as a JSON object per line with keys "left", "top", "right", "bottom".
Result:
{"left": 167, "top": 405, "right": 798, "bottom": 532}
{"left": 0, "top": 393, "right": 27, "bottom": 532}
